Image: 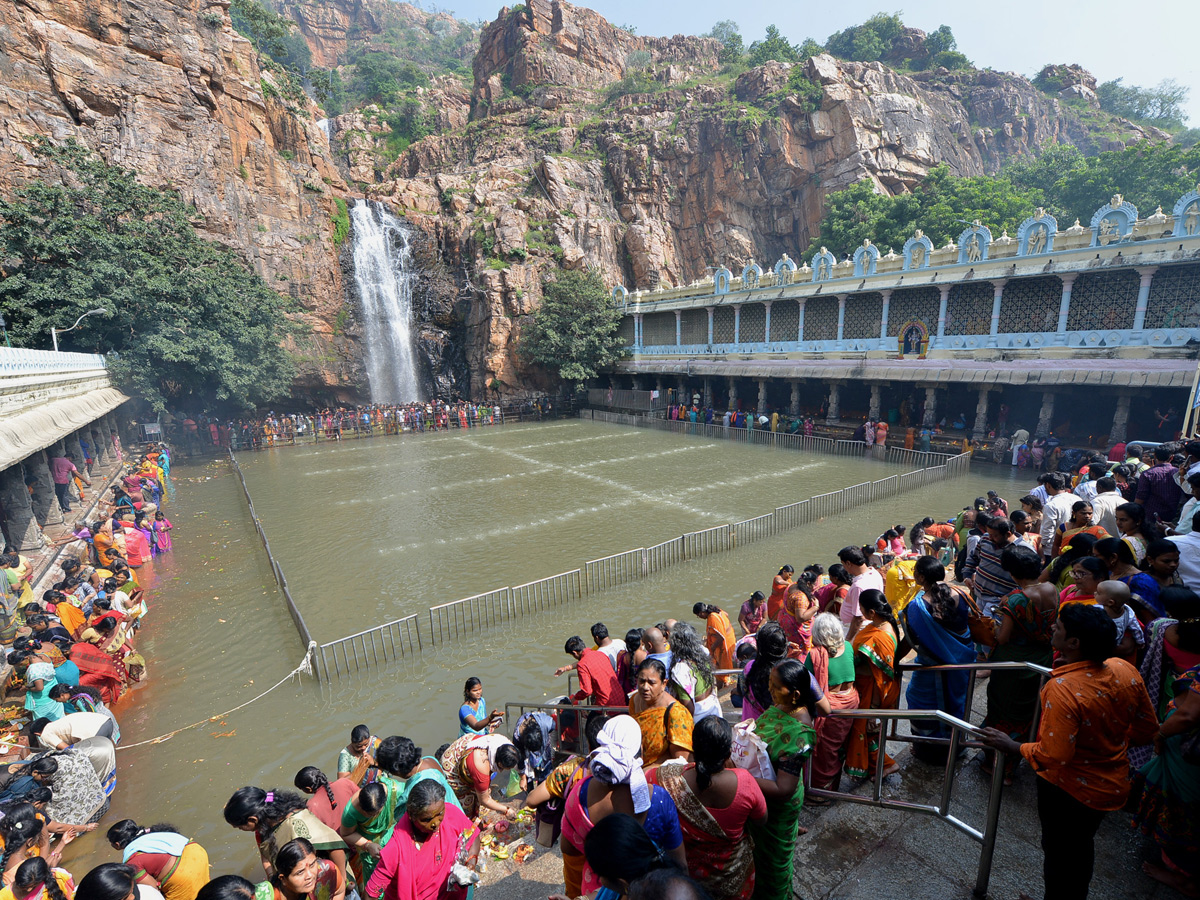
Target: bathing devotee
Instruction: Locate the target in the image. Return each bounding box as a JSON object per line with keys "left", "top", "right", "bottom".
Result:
{"left": 691, "top": 603, "right": 736, "bottom": 684}
{"left": 438, "top": 732, "right": 522, "bottom": 818}
{"left": 335, "top": 726, "right": 379, "bottom": 784}
{"left": 457, "top": 678, "right": 503, "bottom": 736}
{"left": 105, "top": 820, "right": 210, "bottom": 900}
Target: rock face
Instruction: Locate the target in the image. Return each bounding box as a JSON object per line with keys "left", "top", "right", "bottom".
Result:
{"left": 267, "top": 0, "right": 380, "bottom": 68}
{"left": 352, "top": 2, "right": 1158, "bottom": 397}
{"left": 0, "top": 0, "right": 361, "bottom": 398}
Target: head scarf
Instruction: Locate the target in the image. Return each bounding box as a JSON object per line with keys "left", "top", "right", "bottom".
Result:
{"left": 587, "top": 715, "right": 650, "bottom": 814}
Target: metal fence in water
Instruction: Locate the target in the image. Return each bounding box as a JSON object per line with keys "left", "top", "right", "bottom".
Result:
{"left": 249, "top": 412, "right": 971, "bottom": 680}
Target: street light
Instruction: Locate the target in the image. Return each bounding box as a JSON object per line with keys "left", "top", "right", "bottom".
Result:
{"left": 51, "top": 308, "right": 108, "bottom": 352}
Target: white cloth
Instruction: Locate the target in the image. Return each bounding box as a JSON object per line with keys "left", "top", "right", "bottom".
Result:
{"left": 670, "top": 661, "right": 724, "bottom": 724}
{"left": 1091, "top": 490, "right": 1124, "bottom": 538}
{"left": 1108, "top": 605, "right": 1145, "bottom": 646}
{"left": 588, "top": 715, "right": 650, "bottom": 813}
{"left": 596, "top": 641, "right": 621, "bottom": 671}
{"left": 470, "top": 733, "right": 515, "bottom": 774}
{"left": 1074, "top": 480, "right": 1098, "bottom": 503}
{"left": 1177, "top": 496, "right": 1200, "bottom": 535}
{"left": 1041, "top": 492, "right": 1077, "bottom": 555}
{"left": 841, "top": 567, "right": 884, "bottom": 626}
{"left": 1168, "top": 531, "right": 1200, "bottom": 592}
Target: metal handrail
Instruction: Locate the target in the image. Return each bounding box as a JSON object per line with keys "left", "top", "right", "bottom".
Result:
{"left": 807, "top": 708, "right": 1008, "bottom": 898}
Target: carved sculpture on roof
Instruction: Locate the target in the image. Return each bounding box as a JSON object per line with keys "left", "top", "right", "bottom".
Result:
{"left": 773, "top": 254, "right": 797, "bottom": 285}
{"left": 1017, "top": 208, "right": 1057, "bottom": 256}
{"left": 1173, "top": 185, "right": 1200, "bottom": 238}
{"left": 712, "top": 266, "right": 732, "bottom": 295}
{"left": 742, "top": 259, "right": 762, "bottom": 288}
{"left": 612, "top": 285, "right": 628, "bottom": 305}
{"left": 811, "top": 247, "right": 836, "bottom": 283}
{"left": 957, "top": 221, "right": 993, "bottom": 265}
{"left": 852, "top": 239, "right": 879, "bottom": 277}
{"left": 1090, "top": 194, "right": 1138, "bottom": 247}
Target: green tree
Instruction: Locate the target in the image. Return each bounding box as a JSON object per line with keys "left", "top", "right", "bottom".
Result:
{"left": 797, "top": 38, "right": 824, "bottom": 63}
{"left": 0, "top": 140, "right": 294, "bottom": 412}
{"left": 229, "top": 0, "right": 311, "bottom": 74}
{"left": 825, "top": 12, "right": 904, "bottom": 62}
{"left": 746, "top": 25, "right": 797, "bottom": 67}
{"left": 924, "top": 25, "right": 957, "bottom": 56}
{"left": 705, "top": 20, "right": 744, "bottom": 65}
{"left": 522, "top": 270, "right": 626, "bottom": 388}
{"left": 1097, "top": 78, "right": 1189, "bottom": 131}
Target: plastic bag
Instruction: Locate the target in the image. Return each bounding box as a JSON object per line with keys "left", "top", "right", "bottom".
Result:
{"left": 730, "top": 720, "right": 775, "bottom": 781}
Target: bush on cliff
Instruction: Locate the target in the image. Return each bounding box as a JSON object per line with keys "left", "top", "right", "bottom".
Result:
{"left": 522, "top": 270, "right": 627, "bottom": 388}
{"left": 0, "top": 140, "right": 295, "bottom": 413}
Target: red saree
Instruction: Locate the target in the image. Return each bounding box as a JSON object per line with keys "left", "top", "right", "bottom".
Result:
{"left": 806, "top": 645, "right": 859, "bottom": 790}
{"left": 70, "top": 642, "right": 126, "bottom": 703}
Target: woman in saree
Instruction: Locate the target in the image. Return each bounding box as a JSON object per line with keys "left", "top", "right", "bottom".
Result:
{"left": 648, "top": 716, "right": 765, "bottom": 900}
{"left": 1132, "top": 587, "right": 1200, "bottom": 770}
{"left": 0, "top": 555, "right": 34, "bottom": 609}
{"left": 1133, "top": 662, "right": 1200, "bottom": 897}
{"left": 336, "top": 726, "right": 379, "bottom": 784}
{"left": 374, "top": 736, "right": 460, "bottom": 814}
{"left": 777, "top": 582, "right": 817, "bottom": 656}
{"left": 0, "top": 856, "right": 74, "bottom": 900}
{"left": 901, "top": 557, "right": 974, "bottom": 765}
{"left": 1094, "top": 536, "right": 1164, "bottom": 622}
{"left": 1058, "top": 556, "right": 1107, "bottom": 606}
{"left": 69, "top": 640, "right": 126, "bottom": 704}
{"left": 981, "top": 545, "right": 1056, "bottom": 782}
{"left": 736, "top": 592, "right": 767, "bottom": 637}
{"left": 338, "top": 783, "right": 395, "bottom": 886}
{"left": 268, "top": 838, "right": 343, "bottom": 900}
{"left": 666, "top": 624, "right": 722, "bottom": 723}
{"left": 79, "top": 616, "right": 145, "bottom": 686}
{"left": 365, "top": 780, "right": 477, "bottom": 900}
{"left": 767, "top": 566, "right": 794, "bottom": 621}
{"left": 438, "top": 733, "right": 521, "bottom": 818}
{"left": 1050, "top": 501, "right": 1108, "bottom": 557}
{"left": 561, "top": 716, "right": 685, "bottom": 899}
{"left": 805, "top": 613, "right": 859, "bottom": 792}
{"left": 1038, "top": 533, "right": 1099, "bottom": 591}
{"left": 748, "top": 660, "right": 818, "bottom": 900}
{"left": 222, "top": 787, "right": 349, "bottom": 884}
{"left": 845, "top": 590, "right": 902, "bottom": 780}
{"left": 1115, "top": 501, "right": 1158, "bottom": 564}
{"left": 23, "top": 663, "right": 63, "bottom": 722}
{"left": 627, "top": 659, "right": 693, "bottom": 768}
{"left": 692, "top": 603, "right": 736, "bottom": 685}
{"left": 107, "top": 819, "right": 211, "bottom": 900}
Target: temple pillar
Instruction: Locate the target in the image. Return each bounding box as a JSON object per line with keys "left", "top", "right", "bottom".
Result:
{"left": 27, "top": 451, "right": 65, "bottom": 526}
{"left": 1132, "top": 267, "right": 1157, "bottom": 335}
{"left": 630, "top": 377, "right": 642, "bottom": 391}
{"left": 922, "top": 386, "right": 938, "bottom": 428}
{"left": 868, "top": 384, "right": 882, "bottom": 421}
{"left": 757, "top": 380, "right": 768, "bottom": 415}
{"left": 879, "top": 290, "right": 892, "bottom": 342}
{"left": 1110, "top": 393, "right": 1132, "bottom": 445}
{"left": 674, "top": 310, "right": 682, "bottom": 346}
{"left": 826, "top": 383, "right": 842, "bottom": 425}
{"left": 987, "top": 280, "right": 1006, "bottom": 348}
{"left": 835, "top": 295, "right": 847, "bottom": 347}
{"left": 706, "top": 307, "right": 714, "bottom": 346}
{"left": 0, "top": 465, "right": 43, "bottom": 551}
{"left": 972, "top": 387, "right": 991, "bottom": 440}
{"left": 1056, "top": 274, "right": 1077, "bottom": 344}
{"left": 763, "top": 302, "right": 773, "bottom": 344}
{"left": 727, "top": 380, "right": 737, "bottom": 409}
{"left": 1036, "top": 391, "right": 1056, "bottom": 438}
{"left": 703, "top": 377, "right": 713, "bottom": 408}
{"left": 936, "top": 286, "right": 951, "bottom": 341}
{"left": 90, "top": 424, "right": 111, "bottom": 466}
{"left": 677, "top": 377, "right": 687, "bottom": 402}
{"left": 634, "top": 314, "right": 643, "bottom": 348}
{"left": 733, "top": 305, "right": 742, "bottom": 345}
{"left": 790, "top": 381, "right": 801, "bottom": 416}
{"left": 796, "top": 299, "right": 806, "bottom": 342}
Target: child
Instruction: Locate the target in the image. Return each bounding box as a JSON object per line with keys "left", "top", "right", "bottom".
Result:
{"left": 1095, "top": 580, "right": 1145, "bottom": 663}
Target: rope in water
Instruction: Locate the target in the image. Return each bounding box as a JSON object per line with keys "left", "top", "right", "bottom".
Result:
{"left": 115, "top": 643, "right": 316, "bottom": 750}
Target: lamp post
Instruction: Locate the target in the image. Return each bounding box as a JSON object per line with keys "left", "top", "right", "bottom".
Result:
{"left": 51, "top": 308, "right": 108, "bottom": 352}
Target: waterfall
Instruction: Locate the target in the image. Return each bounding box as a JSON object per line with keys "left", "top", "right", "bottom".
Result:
{"left": 316, "top": 118, "right": 331, "bottom": 140}
{"left": 349, "top": 200, "right": 422, "bottom": 402}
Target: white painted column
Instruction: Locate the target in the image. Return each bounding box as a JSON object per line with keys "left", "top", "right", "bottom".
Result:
{"left": 674, "top": 310, "right": 682, "bottom": 347}
{"left": 936, "top": 285, "right": 951, "bottom": 341}
{"left": 1132, "top": 266, "right": 1157, "bottom": 335}
{"left": 634, "top": 314, "right": 643, "bottom": 348}
{"left": 1056, "top": 274, "right": 1077, "bottom": 344}
{"left": 796, "top": 299, "right": 806, "bottom": 343}
{"left": 879, "top": 289, "right": 892, "bottom": 343}
{"left": 706, "top": 307, "right": 714, "bottom": 346}
{"left": 988, "top": 279, "right": 1006, "bottom": 348}
{"left": 727, "top": 380, "right": 737, "bottom": 409}
{"left": 826, "top": 383, "right": 841, "bottom": 424}
{"left": 923, "top": 386, "right": 938, "bottom": 428}
{"left": 1036, "top": 391, "right": 1056, "bottom": 438}
{"left": 733, "top": 305, "right": 742, "bottom": 345}
{"left": 763, "top": 301, "right": 773, "bottom": 344}
{"left": 836, "top": 294, "right": 847, "bottom": 347}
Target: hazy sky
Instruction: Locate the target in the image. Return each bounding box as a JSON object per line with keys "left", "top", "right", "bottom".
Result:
{"left": 433, "top": 0, "right": 1199, "bottom": 125}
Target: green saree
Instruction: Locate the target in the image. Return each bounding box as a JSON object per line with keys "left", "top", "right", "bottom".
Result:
{"left": 747, "top": 706, "right": 816, "bottom": 900}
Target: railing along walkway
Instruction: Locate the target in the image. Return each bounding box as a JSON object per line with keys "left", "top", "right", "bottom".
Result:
{"left": 247, "top": 413, "right": 970, "bottom": 680}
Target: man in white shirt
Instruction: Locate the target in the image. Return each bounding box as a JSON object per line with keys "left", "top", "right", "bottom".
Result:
{"left": 1040, "top": 473, "right": 1077, "bottom": 563}
{"left": 1074, "top": 463, "right": 1108, "bottom": 503}
{"left": 1090, "top": 476, "right": 1125, "bottom": 538}
{"left": 1028, "top": 473, "right": 1052, "bottom": 508}
{"left": 1171, "top": 472, "right": 1200, "bottom": 536}
{"left": 838, "top": 545, "right": 884, "bottom": 639}
{"left": 591, "top": 622, "right": 621, "bottom": 670}
{"left": 1168, "top": 509, "right": 1200, "bottom": 591}
{"left": 31, "top": 711, "right": 116, "bottom": 749}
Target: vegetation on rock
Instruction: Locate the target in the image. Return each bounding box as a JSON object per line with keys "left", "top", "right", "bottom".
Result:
{"left": 522, "top": 270, "right": 626, "bottom": 388}
{"left": 807, "top": 142, "right": 1200, "bottom": 261}
{"left": 0, "top": 141, "right": 294, "bottom": 412}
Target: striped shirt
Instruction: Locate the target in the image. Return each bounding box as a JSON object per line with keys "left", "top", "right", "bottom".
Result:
{"left": 962, "top": 535, "right": 1022, "bottom": 609}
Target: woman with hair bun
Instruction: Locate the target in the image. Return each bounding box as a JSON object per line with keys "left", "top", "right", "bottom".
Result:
{"left": 648, "top": 716, "right": 765, "bottom": 900}
{"left": 845, "top": 590, "right": 902, "bottom": 780}
{"left": 222, "top": 788, "right": 347, "bottom": 883}
{"left": 105, "top": 820, "right": 210, "bottom": 900}
{"left": 0, "top": 857, "right": 75, "bottom": 900}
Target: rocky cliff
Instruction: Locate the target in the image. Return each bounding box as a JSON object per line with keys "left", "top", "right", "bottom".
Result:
{"left": 332, "top": 0, "right": 1158, "bottom": 397}
{"left": 0, "top": 0, "right": 364, "bottom": 398}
